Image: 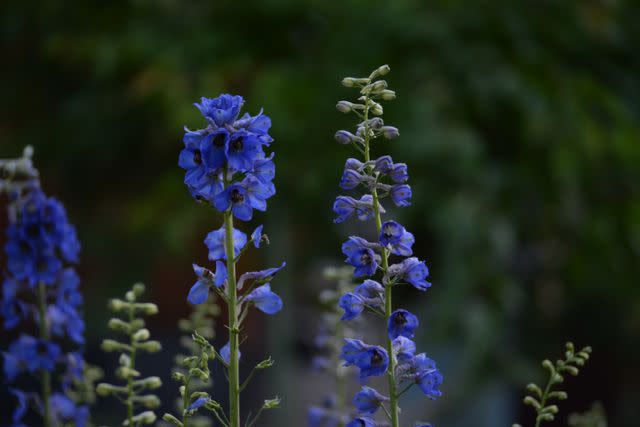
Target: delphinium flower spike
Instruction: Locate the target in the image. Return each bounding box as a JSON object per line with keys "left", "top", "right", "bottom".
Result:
{"left": 1, "top": 146, "right": 94, "bottom": 426}
{"left": 308, "top": 266, "right": 364, "bottom": 427}
{"left": 512, "top": 342, "right": 592, "bottom": 427}
{"left": 332, "top": 65, "right": 443, "bottom": 427}
{"left": 164, "top": 94, "right": 284, "bottom": 427}
{"left": 96, "top": 283, "right": 162, "bottom": 426}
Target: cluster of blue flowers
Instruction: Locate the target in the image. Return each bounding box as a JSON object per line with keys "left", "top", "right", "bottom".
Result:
{"left": 332, "top": 65, "right": 442, "bottom": 427}
{"left": 1, "top": 162, "right": 89, "bottom": 427}
{"left": 175, "top": 94, "right": 285, "bottom": 427}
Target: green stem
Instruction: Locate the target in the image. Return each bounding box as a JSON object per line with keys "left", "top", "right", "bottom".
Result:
{"left": 37, "top": 281, "right": 51, "bottom": 427}
{"left": 182, "top": 375, "right": 191, "bottom": 427}
{"left": 362, "top": 102, "right": 399, "bottom": 427}
{"left": 224, "top": 210, "right": 241, "bottom": 427}
{"left": 127, "top": 305, "right": 136, "bottom": 427}
{"left": 535, "top": 373, "right": 555, "bottom": 427}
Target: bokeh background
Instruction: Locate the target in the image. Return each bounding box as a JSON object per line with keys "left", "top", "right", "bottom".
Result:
{"left": 1, "top": 0, "right": 639, "bottom": 426}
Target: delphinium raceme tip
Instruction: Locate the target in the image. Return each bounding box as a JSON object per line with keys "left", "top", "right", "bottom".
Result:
{"left": 96, "top": 283, "right": 162, "bottom": 426}
{"left": 164, "top": 94, "right": 285, "bottom": 427}
{"left": 513, "top": 342, "right": 592, "bottom": 427}
{"left": 0, "top": 146, "right": 93, "bottom": 426}
{"left": 308, "top": 266, "right": 360, "bottom": 427}
{"left": 332, "top": 66, "right": 443, "bottom": 427}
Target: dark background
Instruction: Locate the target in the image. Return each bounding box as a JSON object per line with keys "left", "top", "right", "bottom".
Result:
{"left": 1, "top": 0, "right": 639, "bottom": 426}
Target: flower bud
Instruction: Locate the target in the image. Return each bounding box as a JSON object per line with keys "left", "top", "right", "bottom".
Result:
{"left": 162, "top": 413, "right": 183, "bottom": 426}
{"left": 369, "top": 64, "right": 390, "bottom": 79}
{"left": 130, "top": 411, "right": 156, "bottom": 425}
{"left": 336, "top": 101, "right": 356, "bottom": 113}
{"left": 125, "top": 291, "right": 136, "bottom": 302}
{"left": 380, "top": 90, "right": 396, "bottom": 101}
{"left": 108, "top": 318, "right": 130, "bottom": 333}
{"left": 370, "top": 102, "right": 383, "bottom": 116}
{"left": 137, "top": 395, "right": 161, "bottom": 409}
{"left": 262, "top": 397, "right": 281, "bottom": 409}
{"left": 171, "top": 371, "right": 185, "bottom": 382}
{"left": 335, "top": 130, "right": 354, "bottom": 145}
{"left": 132, "top": 283, "right": 146, "bottom": 296}
{"left": 109, "top": 298, "right": 127, "bottom": 312}
{"left": 136, "top": 340, "right": 162, "bottom": 353}
{"left": 133, "top": 328, "right": 150, "bottom": 341}
{"left": 342, "top": 77, "right": 370, "bottom": 87}
{"left": 101, "top": 339, "right": 128, "bottom": 352}
{"left": 381, "top": 126, "right": 399, "bottom": 139}
{"left": 139, "top": 376, "right": 162, "bottom": 389}
{"left": 96, "top": 383, "right": 116, "bottom": 396}
{"left": 137, "top": 303, "right": 158, "bottom": 315}
{"left": 256, "top": 357, "right": 275, "bottom": 369}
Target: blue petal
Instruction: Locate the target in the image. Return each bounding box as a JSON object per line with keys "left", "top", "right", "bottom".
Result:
{"left": 187, "top": 280, "right": 209, "bottom": 305}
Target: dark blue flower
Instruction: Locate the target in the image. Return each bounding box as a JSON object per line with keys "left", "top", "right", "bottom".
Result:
{"left": 338, "top": 293, "right": 364, "bottom": 321}
{"left": 333, "top": 195, "right": 382, "bottom": 223}
{"left": 6, "top": 335, "right": 61, "bottom": 378}
{"left": 396, "top": 353, "right": 443, "bottom": 400}
{"left": 1, "top": 278, "right": 27, "bottom": 329}
{"left": 252, "top": 153, "right": 276, "bottom": 186}
{"left": 188, "top": 396, "right": 209, "bottom": 411}
{"left": 227, "top": 130, "right": 264, "bottom": 172}
{"left": 400, "top": 257, "right": 432, "bottom": 291}
{"left": 243, "top": 174, "right": 275, "bottom": 212}
{"left": 244, "top": 283, "right": 282, "bottom": 314}
{"left": 373, "top": 155, "right": 393, "bottom": 174}
{"left": 390, "top": 184, "right": 412, "bottom": 207}
{"left": 179, "top": 130, "right": 210, "bottom": 189}
{"left": 392, "top": 336, "right": 416, "bottom": 361}
{"left": 341, "top": 339, "right": 388, "bottom": 379}
{"left": 204, "top": 226, "right": 247, "bottom": 261}
{"left": 353, "top": 386, "right": 389, "bottom": 414}
{"left": 201, "top": 128, "right": 231, "bottom": 171}
{"left": 187, "top": 261, "right": 227, "bottom": 305}
{"left": 346, "top": 416, "right": 376, "bottom": 427}
{"left": 214, "top": 183, "right": 253, "bottom": 221}
{"left": 379, "top": 221, "right": 414, "bottom": 256}
{"left": 308, "top": 406, "right": 342, "bottom": 427}
{"left": 342, "top": 237, "right": 378, "bottom": 277}
{"left": 235, "top": 109, "right": 273, "bottom": 145}
{"left": 10, "top": 388, "right": 28, "bottom": 425}
{"left": 388, "top": 309, "right": 419, "bottom": 339}
{"left": 340, "top": 169, "right": 364, "bottom": 190}
{"left": 195, "top": 94, "right": 243, "bottom": 126}
{"left": 389, "top": 163, "right": 408, "bottom": 183}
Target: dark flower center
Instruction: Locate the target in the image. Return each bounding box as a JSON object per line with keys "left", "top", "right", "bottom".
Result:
{"left": 193, "top": 149, "right": 202, "bottom": 165}
{"left": 231, "top": 137, "right": 243, "bottom": 152}
{"left": 213, "top": 133, "right": 226, "bottom": 148}
{"left": 26, "top": 223, "right": 40, "bottom": 239}
{"left": 360, "top": 252, "right": 371, "bottom": 265}
{"left": 230, "top": 189, "right": 244, "bottom": 204}
{"left": 36, "top": 341, "right": 48, "bottom": 355}
{"left": 371, "top": 349, "right": 384, "bottom": 365}
{"left": 394, "top": 311, "right": 407, "bottom": 325}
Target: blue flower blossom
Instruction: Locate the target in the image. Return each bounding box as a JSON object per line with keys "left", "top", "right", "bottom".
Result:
{"left": 340, "top": 169, "right": 364, "bottom": 190}
{"left": 389, "top": 163, "right": 408, "bottom": 183}
{"left": 188, "top": 396, "right": 209, "bottom": 411}
{"left": 388, "top": 309, "right": 419, "bottom": 340}
{"left": 202, "top": 128, "right": 231, "bottom": 171}
{"left": 187, "top": 261, "right": 227, "bottom": 305}
{"left": 353, "top": 386, "right": 389, "bottom": 414}
{"left": 5, "top": 335, "right": 61, "bottom": 379}
{"left": 392, "top": 336, "right": 416, "bottom": 362}
{"left": 333, "top": 195, "right": 383, "bottom": 223}
{"left": 205, "top": 226, "right": 247, "bottom": 260}
{"left": 390, "top": 184, "right": 412, "bottom": 207}
{"left": 251, "top": 225, "right": 264, "bottom": 248}
{"left": 339, "top": 279, "right": 384, "bottom": 321}
{"left": 227, "top": 131, "right": 264, "bottom": 172}
{"left": 338, "top": 293, "right": 364, "bottom": 321}
{"left": 244, "top": 283, "right": 283, "bottom": 314}
{"left": 341, "top": 339, "right": 388, "bottom": 379}
{"left": 346, "top": 416, "right": 376, "bottom": 427}
{"left": 214, "top": 183, "right": 254, "bottom": 221}
{"left": 396, "top": 353, "right": 443, "bottom": 400}
{"left": 399, "top": 257, "right": 432, "bottom": 291}
{"left": 342, "top": 237, "right": 378, "bottom": 277}
{"left": 379, "top": 221, "right": 414, "bottom": 256}
{"left": 195, "top": 94, "right": 244, "bottom": 126}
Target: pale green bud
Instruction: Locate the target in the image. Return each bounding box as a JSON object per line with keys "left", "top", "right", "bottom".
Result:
{"left": 542, "top": 359, "right": 555, "bottom": 372}
{"left": 130, "top": 411, "right": 157, "bottom": 425}
{"left": 369, "top": 64, "right": 390, "bottom": 79}
{"left": 336, "top": 101, "right": 354, "bottom": 113}
{"left": 205, "top": 399, "right": 222, "bottom": 411}
{"left": 262, "top": 397, "right": 281, "bottom": 410}
{"left": 549, "top": 391, "right": 568, "bottom": 400}
{"left": 119, "top": 353, "right": 132, "bottom": 367}
{"left": 108, "top": 318, "right": 130, "bottom": 333}
{"left": 96, "top": 383, "right": 118, "bottom": 396}
{"left": 130, "top": 318, "right": 145, "bottom": 331}
{"left": 109, "top": 298, "right": 127, "bottom": 312}
{"left": 523, "top": 396, "right": 541, "bottom": 409}
{"left": 133, "top": 328, "right": 150, "bottom": 341}
{"left": 380, "top": 89, "right": 396, "bottom": 101}
{"left": 370, "top": 102, "right": 383, "bottom": 116}
{"left": 125, "top": 291, "right": 136, "bottom": 302}
{"left": 542, "top": 405, "right": 559, "bottom": 414}
{"left": 135, "top": 394, "right": 161, "bottom": 409}
{"left": 342, "top": 77, "right": 370, "bottom": 87}
{"left": 101, "top": 339, "right": 130, "bottom": 352}
{"left": 565, "top": 365, "right": 579, "bottom": 376}
{"left": 162, "top": 413, "right": 183, "bottom": 426}
{"left": 136, "top": 340, "right": 161, "bottom": 353}
{"left": 117, "top": 366, "right": 141, "bottom": 379}
{"left": 526, "top": 383, "right": 542, "bottom": 397}
{"left": 137, "top": 376, "right": 162, "bottom": 390}
{"left": 256, "top": 357, "right": 274, "bottom": 370}
{"left": 136, "top": 303, "right": 158, "bottom": 315}
{"left": 132, "top": 282, "right": 146, "bottom": 296}
{"left": 191, "top": 391, "right": 210, "bottom": 400}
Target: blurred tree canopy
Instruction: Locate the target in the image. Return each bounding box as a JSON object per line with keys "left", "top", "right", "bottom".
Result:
{"left": 1, "top": 0, "right": 639, "bottom": 426}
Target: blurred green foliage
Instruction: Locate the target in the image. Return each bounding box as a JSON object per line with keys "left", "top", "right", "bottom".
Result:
{"left": 1, "top": 0, "right": 639, "bottom": 426}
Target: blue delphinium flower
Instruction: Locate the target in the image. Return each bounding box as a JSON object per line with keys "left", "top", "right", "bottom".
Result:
{"left": 0, "top": 153, "right": 90, "bottom": 427}
{"left": 332, "top": 66, "right": 442, "bottom": 427}
{"left": 388, "top": 309, "right": 419, "bottom": 340}
{"left": 172, "top": 94, "right": 285, "bottom": 427}
{"left": 353, "top": 386, "right": 390, "bottom": 414}
{"left": 346, "top": 416, "right": 377, "bottom": 427}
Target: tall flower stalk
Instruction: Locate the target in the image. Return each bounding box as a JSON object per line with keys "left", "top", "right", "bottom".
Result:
{"left": 332, "top": 66, "right": 443, "bottom": 427}
{"left": 164, "top": 94, "right": 285, "bottom": 427}
{"left": 1, "top": 146, "right": 92, "bottom": 426}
